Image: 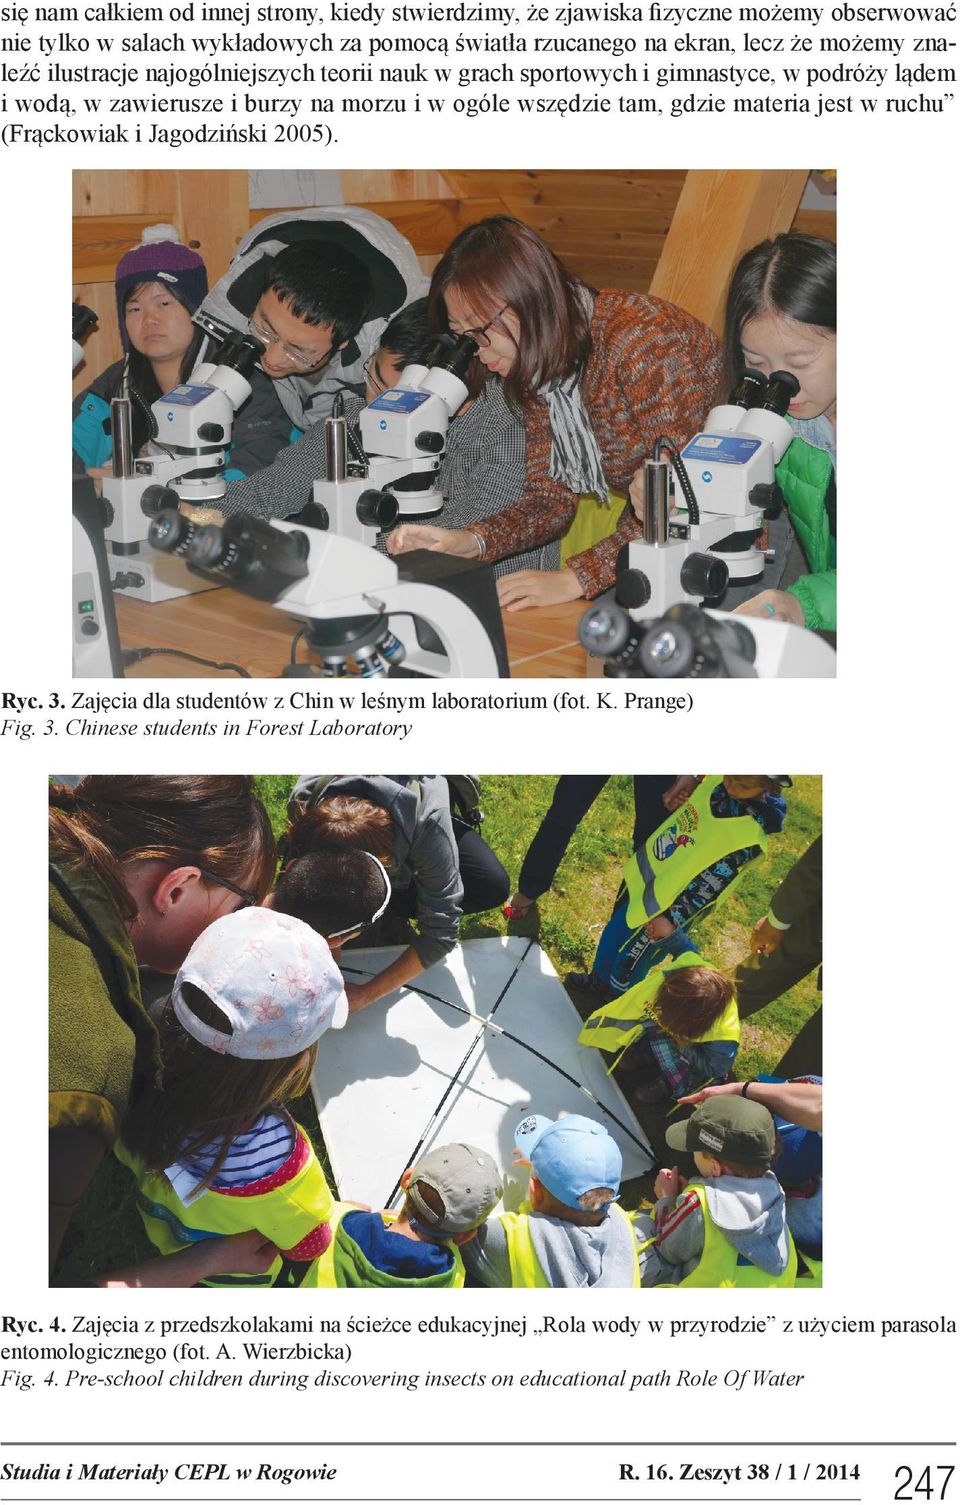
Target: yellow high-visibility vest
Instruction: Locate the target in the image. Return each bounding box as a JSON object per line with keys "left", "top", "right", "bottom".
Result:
{"left": 578, "top": 951, "right": 740, "bottom": 1068}
{"left": 115, "top": 1122, "right": 333, "bottom": 1288}
{"left": 670, "top": 1181, "right": 797, "bottom": 1288}
{"left": 623, "top": 777, "right": 768, "bottom": 928}
{"left": 500, "top": 1203, "right": 641, "bottom": 1287}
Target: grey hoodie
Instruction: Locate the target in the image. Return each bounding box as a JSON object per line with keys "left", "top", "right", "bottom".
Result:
{"left": 193, "top": 207, "right": 427, "bottom": 433}
{"left": 463, "top": 1205, "right": 639, "bottom": 1289}
{"left": 288, "top": 775, "right": 462, "bottom": 968}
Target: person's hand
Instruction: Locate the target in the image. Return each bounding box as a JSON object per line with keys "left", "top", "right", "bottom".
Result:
{"left": 497, "top": 569, "right": 584, "bottom": 613}
{"left": 86, "top": 464, "right": 111, "bottom": 496}
{"left": 732, "top": 589, "right": 805, "bottom": 626}
{"left": 386, "top": 525, "right": 481, "bottom": 560}
{"left": 676, "top": 1082, "right": 742, "bottom": 1107}
{"left": 662, "top": 776, "right": 698, "bottom": 812}
{"left": 654, "top": 1166, "right": 685, "bottom": 1200}
{"left": 627, "top": 469, "right": 645, "bottom": 522}
{"left": 201, "top": 1230, "right": 279, "bottom": 1277}
{"left": 512, "top": 1149, "right": 532, "bottom": 1170}
{"left": 644, "top": 915, "right": 676, "bottom": 940}
{"left": 180, "top": 501, "right": 225, "bottom": 526}
{"left": 750, "top": 916, "right": 784, "bottom": 956}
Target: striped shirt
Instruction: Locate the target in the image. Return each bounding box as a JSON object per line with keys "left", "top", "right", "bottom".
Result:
{"left": 172, "top": 1111, "right": 294, "bottom": 1194}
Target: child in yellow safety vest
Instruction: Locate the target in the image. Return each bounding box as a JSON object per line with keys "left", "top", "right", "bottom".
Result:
{"left": 462, "top": 1114, "right": 642, "bottom": 1288}
{"left": 634, "top": 1096, "right": 797, "bottom": 1287}
{"left": 310, "top": 1143, "right": 503, "bottom": 1288}
{"left": 116, "top": 907, "right": 348, "bottom": 1288}
{"left": 578, "top": 775, "right": 790, "bottom": 1002}
{"left": 579, "top": 950, "right": 740, "bottom": 1105}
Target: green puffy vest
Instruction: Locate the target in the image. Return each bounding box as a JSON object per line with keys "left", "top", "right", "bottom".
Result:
{"left": 311, "top": 1204, "right": 466, "bottom": 1288}
{"left": 578, "top": 951, "right": 740, "bottom": 1067}
{"left": 623, "top": 778, "right": 767, "bottom": 929}
{"left": 776, "top": 435, "right": 836, "bottom": 631}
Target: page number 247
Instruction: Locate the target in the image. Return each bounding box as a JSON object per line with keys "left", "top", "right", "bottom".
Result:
{"left": 894, "top": 1466, "right": 954, "bottom": 1500}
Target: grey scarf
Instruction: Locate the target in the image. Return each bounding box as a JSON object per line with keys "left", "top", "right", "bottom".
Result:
{"left": 541, "top": 286, "right": 610, "bottom": 505}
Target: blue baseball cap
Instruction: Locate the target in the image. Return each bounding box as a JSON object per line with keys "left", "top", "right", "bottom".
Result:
{"left": 514, "top": 1113, "right": 622, "bottom": 1210}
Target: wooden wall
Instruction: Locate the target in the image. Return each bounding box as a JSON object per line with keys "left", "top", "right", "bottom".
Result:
{"left": 73, "top": 170, "right": 835, "bottom": 395}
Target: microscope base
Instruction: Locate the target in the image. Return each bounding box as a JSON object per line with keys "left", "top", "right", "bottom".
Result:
{"left": 109, "top": 546, "right": 223, "bottom": 603}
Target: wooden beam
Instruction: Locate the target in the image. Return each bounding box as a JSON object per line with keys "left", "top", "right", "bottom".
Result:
{"left": 650, "top": 170, "right": 809, "bottom": 332}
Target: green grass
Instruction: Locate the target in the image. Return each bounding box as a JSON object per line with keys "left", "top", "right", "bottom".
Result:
{"left": 53, "top": 775, "right": 821, "bottom": 1282}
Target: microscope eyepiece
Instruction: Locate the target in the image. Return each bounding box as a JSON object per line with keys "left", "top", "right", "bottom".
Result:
{"left": 73, "top": 302, "right": 97, "bottom": 342}
{"left": 211, "top": 331, "right": 266, "bottom": 379}
{"left": 762, "top": 370, "right": 800, "bottom": 416}
{"left": 439, "top": 332, "right": 480, "bottom": 379}
{"left": 177, "top": 514, "right": 310, "bottom": 601}
{"left": 728, "top": 369, "right": 768, "bottom": 409}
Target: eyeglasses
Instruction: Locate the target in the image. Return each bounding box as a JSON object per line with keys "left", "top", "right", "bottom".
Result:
{"left": 449, "top": 304, "right": 509, "bottom": 349}
{"left": 316, "top": 852, "right": 393, "bottom": 945}
{"left": 363, "top": 352, "right": 389, "bottom": 396}
{"left": 197, "top": 866, "right": 258, "bottom": 910}
{"left": 248, "top": 315, "right": 331, "bottom": 373}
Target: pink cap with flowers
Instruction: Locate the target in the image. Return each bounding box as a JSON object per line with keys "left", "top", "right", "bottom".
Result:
{"left": 172, "top": 907, "right": 349, "bottom": 1059}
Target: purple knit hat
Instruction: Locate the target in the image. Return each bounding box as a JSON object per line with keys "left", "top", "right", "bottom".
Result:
{"left": 115, "top": 224, "right": 208, "bottom": 350}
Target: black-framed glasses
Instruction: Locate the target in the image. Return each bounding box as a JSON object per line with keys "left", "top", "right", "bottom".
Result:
{"left": 450, "top": 304, "right": 509, "bottom": 349}
{"left": 197, "top": 866, "right": 258, "bottom": 909}
{"left": 363, "top": 352, "right": 389, "bottom": 396}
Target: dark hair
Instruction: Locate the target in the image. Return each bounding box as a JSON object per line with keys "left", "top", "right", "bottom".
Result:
{"left": 264, "top": 242, "right": 373, "bottom": 347}
{"left": 653, "top": 965, "right": 735, "bottom": 1045}
{"left": 723, "top": 233, "right": 836, "bottom": 389}
{"left": 272, "top": 848, "right": 388, "bottom": 938}
{"left": 121, "top": 987, "right": 316, "bottom": 1189}
{"left": 284, "top": 797, "right": 395, "bottom": 866}
{"left": 428, "top": 216, "right": 593, "bottom": 407}
{"left": 49, "top": 776, "right": 276, "bottom": 923}
{"left": 379, "top": 297, "right": 432, "bottom": 365}
{"left": 120, "top": 280, "right": 205, "bottom": 451}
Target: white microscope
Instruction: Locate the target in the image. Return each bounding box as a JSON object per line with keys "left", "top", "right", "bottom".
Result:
{"left": 100, "top": 332, "right": 264, "bottom": 603}
{"left": 148, "top": 509, "right": 505, "bottom": 679}
{"left": 615, "top": 369, "right": 800, "bottom": 618}
{"left": 309, "top": 332, "right": 478, "bottom": 545}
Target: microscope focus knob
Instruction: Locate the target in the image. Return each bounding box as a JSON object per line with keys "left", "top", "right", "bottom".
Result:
{"left": 141, "top": 484, "right": 180, "bottom": 518}
{"left": 616, "top": 569, "right": 652, "bottom": 611}
{"left": 357, "top": 488, "right": 400, "bottom": 529}
{"left": 415, "top": 431, "right": 444, "bottom": 453}
{"left": 196, "top": 422, "right": 225, "bottom": 442}
{"left": 680, "top": 552, "right": 728, "bottom": 600}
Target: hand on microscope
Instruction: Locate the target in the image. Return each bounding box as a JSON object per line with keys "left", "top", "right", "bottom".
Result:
{"left": 497, "top": 569, "right": 583, "bottom": 612}
{"left": 386, "top": 524, "right": 482, "bottom": 560}
{"left": 627, "top": 467, "right": 677, "bottom": 526}
{"left": 179, "top": 500, "right": 226, "bottom": 527}
{"left": 733, "top": 589, "right": 805, "bottom": 626}
{"left": 86, "top": 465, "right": 111, "bottom": 496}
